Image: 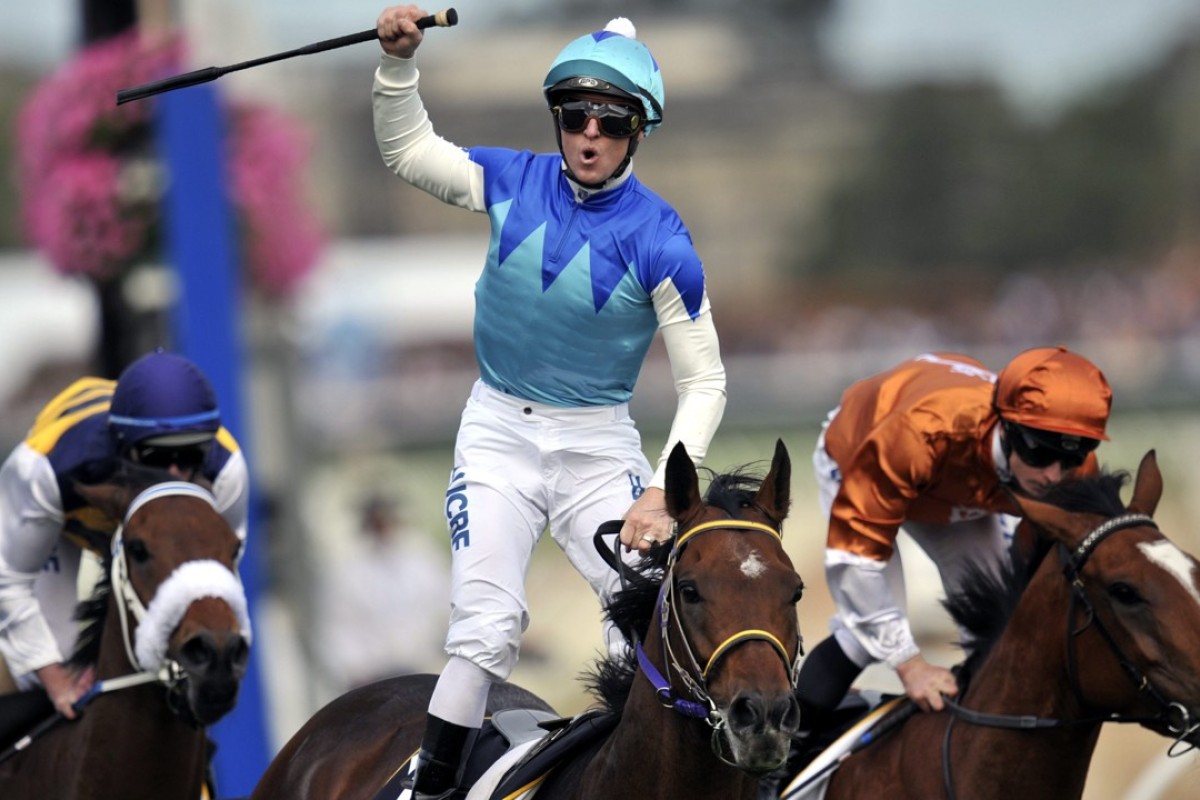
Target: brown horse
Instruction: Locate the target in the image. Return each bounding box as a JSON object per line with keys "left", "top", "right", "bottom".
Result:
{"left": 0, "top": 468, "right": 251, "bottom": 800}
{"left": 779, "top": 450, "right": 1200, "bottom": 800}
{"left": 252, "top": 440, "right": 804, "bottom": 800}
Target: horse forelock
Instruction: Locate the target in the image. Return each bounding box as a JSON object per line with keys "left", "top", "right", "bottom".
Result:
{"left": 704, "top": 465, "right": 782, "bottom": 528}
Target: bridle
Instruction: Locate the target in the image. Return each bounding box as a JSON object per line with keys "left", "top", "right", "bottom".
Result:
{"left": 634, "top": 518, "right": 803, "bottom": 766}
{"left": 108, "top": 482, "right": 252, "bottom": 722}
{"left": 940, "top": 513, "right": 1200, "bottom": 799}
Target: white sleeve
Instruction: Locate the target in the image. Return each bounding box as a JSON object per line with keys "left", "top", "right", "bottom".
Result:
{"left": 212, "top": 449, "right": 250, "bottom": 552}
{"left": 648, "top": 286, "right": 727, "bottom": 489}
{"left": 372, "top": 55, "right": 485, "bottom": 212}
{"left": 0, "top": 443, "right": 68, "bottom": 678}
{"left": 825, "top": 548, "right": 921, "bottom": 668}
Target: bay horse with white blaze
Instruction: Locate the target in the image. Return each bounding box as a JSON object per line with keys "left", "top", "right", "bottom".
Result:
{"left": 0, "top": 467, "right": 251, "bottom": 800}
{"left": 777, "top": 450, "right": 1200, "bottom": 800}
{"left": 252, "top": 440, "right": 804, "bottom": 800}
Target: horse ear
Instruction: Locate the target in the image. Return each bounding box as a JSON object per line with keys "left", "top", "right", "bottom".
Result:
{"left": 664, "top": 441, "right": 703, "bottom": 521}
{"left": 73, "top": 481, "right": 135, "bottom": 524}
{"left": 1128, "top": 450, "right": 1162, "bottom": 517}
{"left": 1010, "top": 491, "right": 1089, "bottom": 549}
{"left": 754, "top": 439, "right": 792, "bottom": 524}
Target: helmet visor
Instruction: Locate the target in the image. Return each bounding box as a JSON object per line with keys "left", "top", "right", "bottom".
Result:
{"left": 1005, "top": 421, "right": 1098, "bottom": 470}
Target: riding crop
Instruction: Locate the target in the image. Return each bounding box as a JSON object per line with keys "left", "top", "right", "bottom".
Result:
{"left": 116, "top": 8, "right": 458, "bottom": 105}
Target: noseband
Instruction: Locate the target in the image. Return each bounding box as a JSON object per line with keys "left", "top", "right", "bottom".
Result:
{"left": 635, "top": 518, "right": 802, "bottom": 765}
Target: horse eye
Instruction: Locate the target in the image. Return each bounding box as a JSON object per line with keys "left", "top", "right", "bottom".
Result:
{"left": 678, "top": 582, "right": 702, "bottom": 604}
{"left": 1107, "top": 582, "right": 1143, "bottom": 606}
{"left": 126, "top": 539, "right": 151, "bottom": 564}
{"left": 790, "top": 584, "right": 805, "bottom": 605}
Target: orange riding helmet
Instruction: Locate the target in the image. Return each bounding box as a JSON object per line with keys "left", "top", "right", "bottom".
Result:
{"left": 994, "top": 346, "right": 1111, "bottom": 441}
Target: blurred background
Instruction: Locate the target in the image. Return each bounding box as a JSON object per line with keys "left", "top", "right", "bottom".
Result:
{"left": 1, "top": 0, "right": 1198, "bottom": 797}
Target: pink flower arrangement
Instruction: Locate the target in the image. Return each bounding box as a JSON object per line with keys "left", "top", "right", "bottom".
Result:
{"left": 16, "top": 30, "right": 324, "bottom": 298}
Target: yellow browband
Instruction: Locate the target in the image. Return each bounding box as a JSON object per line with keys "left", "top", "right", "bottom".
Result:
{"left": 675, "top": 519, "right": 781, "bottom": 550}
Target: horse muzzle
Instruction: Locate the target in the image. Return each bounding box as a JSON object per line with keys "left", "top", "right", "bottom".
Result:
{"left": 175, "top": 629, "right": 250, "bottom": 725}
{"left": 720, "top": 689, "right": 801, "bottom": 774}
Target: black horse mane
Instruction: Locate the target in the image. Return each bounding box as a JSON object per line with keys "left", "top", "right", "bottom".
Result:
{"left": 581, "top": 462, "right": 771, "bottom": 715}
{"left": 66, "top": 462, "right": 179, "bottom": 670}
{"left": 944, "top": 469, "right": 1131, "bottom": 684}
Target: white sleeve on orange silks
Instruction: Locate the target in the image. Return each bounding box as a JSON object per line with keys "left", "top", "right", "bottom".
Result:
{"left": 373, "top": 55, "right": 485, "bottom": 212}
{"left": 0, "top": 443, "right": 67, "bottom": 680}
{"left": 649, "top": 286, "right": 726, "bottom": 489}
{"left": 825, "top": 548, "right": 920, "bottom": 668}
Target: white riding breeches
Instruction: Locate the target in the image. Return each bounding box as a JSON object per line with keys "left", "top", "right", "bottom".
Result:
{"left": 442, "top": 381, "right": 652, "bottom": 680}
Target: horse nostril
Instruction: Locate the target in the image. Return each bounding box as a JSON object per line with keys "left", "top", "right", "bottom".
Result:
{"left": 226, "top": 634, "right": 250, "bottom": 677}
{"left": 180, "top": 632, "right": 217, "bottom": 671}
{"left": 730, "top": 692, "right": 802, "bottom": 734}
{"left": 779, "top": 693, "right": 801, "bottom": 733}
{"left": 730, "top": 694, "right": 767, "bottom": 733}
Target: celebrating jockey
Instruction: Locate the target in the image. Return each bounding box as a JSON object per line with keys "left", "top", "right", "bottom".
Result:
{"left": 373, "top": 7, "right": 727, "bottom": 798}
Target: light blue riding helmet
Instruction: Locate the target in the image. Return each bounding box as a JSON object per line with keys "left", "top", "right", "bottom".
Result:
{"left": 543, "top": 18, "right": 665, "bottom": 136}
{"left": 108, "top": 349, "right": 221, "bottom": 450}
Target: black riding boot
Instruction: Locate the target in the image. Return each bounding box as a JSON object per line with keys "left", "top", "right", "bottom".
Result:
{"left": 794, "top": 635, "right": 864, "bottom": 733}
{"left": 407, "top": 715, "right": 480, "bottom": 800}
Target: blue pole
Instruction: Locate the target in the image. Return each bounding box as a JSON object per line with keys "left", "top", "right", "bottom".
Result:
{"left": 156, "top": 84, "right": 272, "bottom": 797}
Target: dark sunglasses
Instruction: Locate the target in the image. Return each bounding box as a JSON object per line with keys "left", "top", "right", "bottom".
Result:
{"left": 554, "top": 99, "right": 642, "bottom": 138}
{"left": 1004, "top": 421, "right": 1097, "bottom": 470}
{"left": 130, "top": 442, "right": 211, "bottom": 470}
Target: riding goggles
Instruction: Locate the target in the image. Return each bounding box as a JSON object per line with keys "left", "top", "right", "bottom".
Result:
{"left": 553, "top": 99, "right": 642, "bottom": 138}
{"left": 130, "top": 441, "right": 212, "bottom": 471}
{"left": 1004, "top": 421, "right": 1098, "bottom": 470}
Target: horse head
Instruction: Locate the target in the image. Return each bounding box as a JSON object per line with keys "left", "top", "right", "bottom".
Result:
{"left": 653, "top": 439, "right": 803, "bottom": 774}
{"left": 75, "top": 467, "right": 251, "bottom": 726}
{"left": 1012, "top": 450, "right": 1200, "bottom": 752}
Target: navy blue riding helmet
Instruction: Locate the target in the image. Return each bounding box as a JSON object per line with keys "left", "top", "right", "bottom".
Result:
{"left": 107, "top": 349, "right": 221, "bottom": 452}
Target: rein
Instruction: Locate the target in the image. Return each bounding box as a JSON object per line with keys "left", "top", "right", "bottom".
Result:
{"left": 0, "top": 667, "right": 179, "bottom": 766}
{"left": 636, "top": 518, "right": 802, "bottom": 766}
{"left": 940, "top": 512, "right": 1199, "bottom": 799}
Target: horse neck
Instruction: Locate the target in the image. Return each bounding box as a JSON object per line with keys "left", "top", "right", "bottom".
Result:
{"left": 947, "top": 557, "right": 1103, "bottom": 797}
{"left": 583, "top": 631, "right": 760, "bottom": 800}
{"left": 64, "top": 595, "right": 211, "bottom": 799}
